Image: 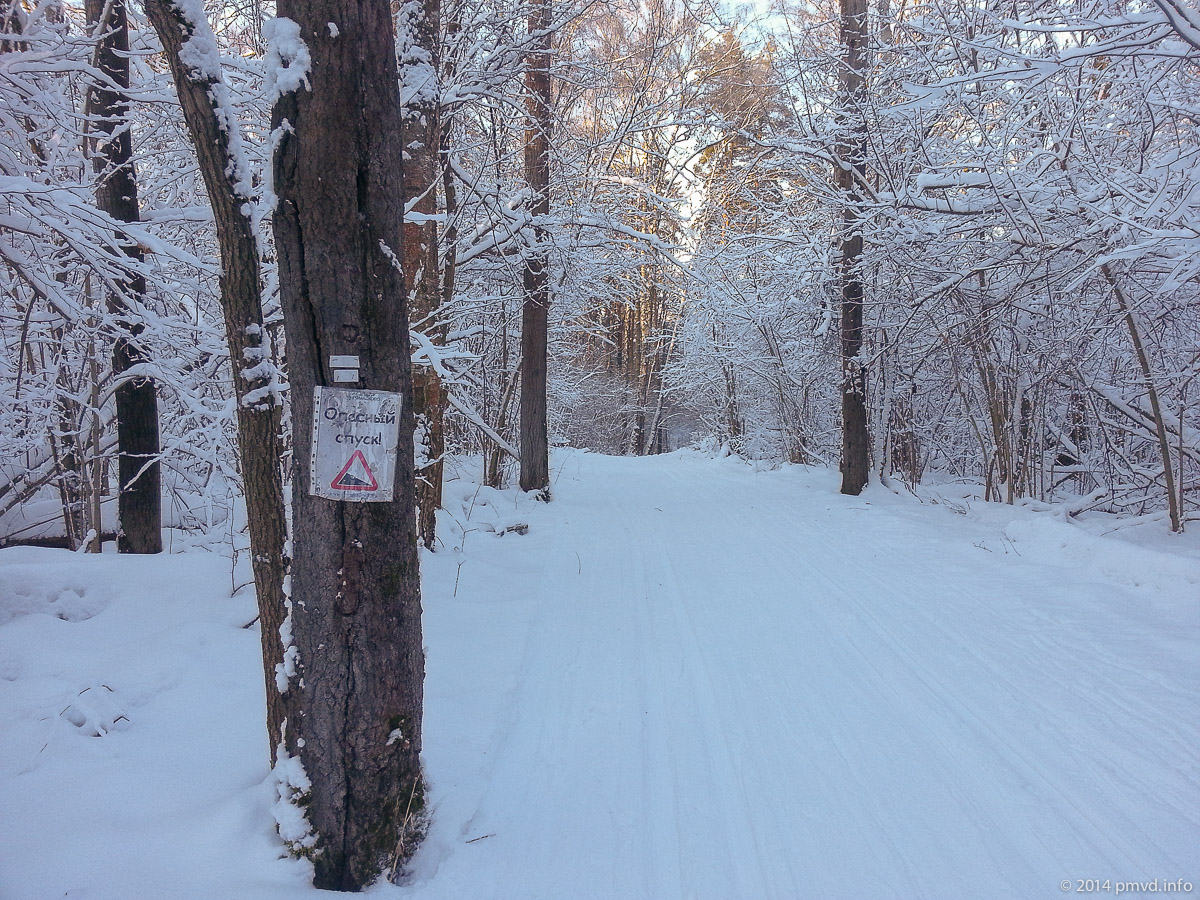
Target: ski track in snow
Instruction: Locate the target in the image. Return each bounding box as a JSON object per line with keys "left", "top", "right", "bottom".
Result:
{"left": 1, "top": 449, "right": 1197, "bottom": 900}
{"left": 412, "top": 451, "right": 1199, "bottom": 900}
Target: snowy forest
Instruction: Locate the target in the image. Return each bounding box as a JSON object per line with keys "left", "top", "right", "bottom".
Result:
{"left": 6, "top": 0, "right": 1200, "bottom": 545}
{"left": 2, "top": 0, "right": 1199, "bottom": 895}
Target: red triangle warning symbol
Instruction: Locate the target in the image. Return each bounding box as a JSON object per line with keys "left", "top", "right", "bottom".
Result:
{"left": 331, "top": 450, "right": 379, "bottom": 491}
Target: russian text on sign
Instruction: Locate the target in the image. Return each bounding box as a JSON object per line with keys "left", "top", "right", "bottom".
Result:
{"left": 309, "top": 385, "right": 402, "bottom": 502}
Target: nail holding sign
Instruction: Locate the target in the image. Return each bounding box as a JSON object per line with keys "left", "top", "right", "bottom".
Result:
{"left": 310, "top": 385, "right": 402, "bottom": 502}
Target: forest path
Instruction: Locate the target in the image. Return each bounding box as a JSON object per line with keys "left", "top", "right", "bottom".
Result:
{"left": 413, "top": 450, "right": 1199, "bottom": 900}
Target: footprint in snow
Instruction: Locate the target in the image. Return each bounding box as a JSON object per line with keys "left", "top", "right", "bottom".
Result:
{"left": 48, "top": 587, "right": 108, "bottom": 622}
{"left": 0, "top": 583, "right": 107, "bottom": 626}
{"left": 60, "top": 684, "right": 130, "bottom": 737}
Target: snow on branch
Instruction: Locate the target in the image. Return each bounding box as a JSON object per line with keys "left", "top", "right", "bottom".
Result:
{"left": 154, "top": 0, "right": 255, "bottom": 204}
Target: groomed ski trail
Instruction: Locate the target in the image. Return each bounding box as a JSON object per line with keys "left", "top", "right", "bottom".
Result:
{"left": 412, "top": 450, "right": 1199, "bottom": 900}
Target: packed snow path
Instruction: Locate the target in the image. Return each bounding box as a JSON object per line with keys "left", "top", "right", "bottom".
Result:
{"left": 1, "top": 450, "right": 1197, "bottom": 899}
{"left": 416, "top": 451, "right": 1199, "bottom": 900}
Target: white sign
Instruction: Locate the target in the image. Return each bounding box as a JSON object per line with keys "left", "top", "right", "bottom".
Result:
{"left": 309, "top": 386, "right": 402, "bottom": 502}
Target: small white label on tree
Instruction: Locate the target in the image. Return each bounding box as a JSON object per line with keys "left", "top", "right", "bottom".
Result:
{"left": 310, "top": 386, "right": 401, "bottom": 502}
{"left": 333, "top": 368, "right": 359, "bottom": 383}
{"left": 329, "top": 355, "right": 359, "bottom": 368}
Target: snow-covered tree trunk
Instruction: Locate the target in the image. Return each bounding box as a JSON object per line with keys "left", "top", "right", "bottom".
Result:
{"left": 399, "top": 0, "right": 445, "bottom": 549}
{"left": 836, "top": 0, "right": 870, "bottom": 495}
{"left": 85, "top": 0, "right": 162, "bottom": 553}
{"left": 144, "top": 0, "right": 289, "bottom": 756}
{"left": 270, "top": 0, "right": 426, "bottom": 887}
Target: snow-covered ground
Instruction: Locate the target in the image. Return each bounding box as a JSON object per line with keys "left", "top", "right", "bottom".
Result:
{"left": 2, "top": 450, "right": 1197, "bottom": 899}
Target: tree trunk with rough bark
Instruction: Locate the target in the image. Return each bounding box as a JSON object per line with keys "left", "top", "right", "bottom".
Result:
{"left": 146, "top": 0, "right": 289, "bottom": 755}
{"left": 86, "top": 0, "right": 161, "bottom": 553}
{"left": 520, "top": 0, "right": 551, "bottom": 494}
{"left": 837, "top": 0, "right": 870, "bottom": 496}
{"left": 271, "top": 0, "right": 426, "bottom": 888}
{"left": 400, "top": 0, "right": 445, "bottom": 549}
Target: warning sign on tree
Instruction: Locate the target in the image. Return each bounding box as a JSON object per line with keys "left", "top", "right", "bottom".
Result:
{"left": 309, "top": 386, "right": 402, "bottom": 502}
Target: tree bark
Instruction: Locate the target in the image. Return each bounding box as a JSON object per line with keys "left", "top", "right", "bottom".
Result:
{"left": 836, "top": 0, "right": 870, "bottom": 496}
{"left": 86, "top": 0, "right": 162, "bottom": 553}
{"left": 519, "top": 0, "right": 551, "bottom": 494}
{"left": 271, "top": 0, "right": 426, "bottom": 888}
{"left": 400, "top": 0, "right": 445, "bottom": 549}
{"left": 145, "top": 0, "right": 289, "bottom": 755}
